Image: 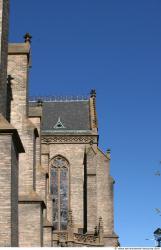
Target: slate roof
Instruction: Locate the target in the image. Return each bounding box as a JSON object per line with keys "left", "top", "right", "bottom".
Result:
{"left": 29, "top": 100, "right": 91, "bottom": 132}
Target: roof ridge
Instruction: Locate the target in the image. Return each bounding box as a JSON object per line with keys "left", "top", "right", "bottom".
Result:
{"left": 29, "top": 95, "right": 89, "bottom": 102}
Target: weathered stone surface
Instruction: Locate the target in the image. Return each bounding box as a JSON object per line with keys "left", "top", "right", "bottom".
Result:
{"left": 86, "top": 146, "right": 97, "bottom": 232}
{"left": 19, "top": 203, "right": 43, "bottom": 247}
{"left": 43, "top": 219, "right": 53, "bottom": 247}
{"left": 49, "top": 143, "right": 85, "bottom": 230}
{"left": 0, "top": 134, "right": 18, "bottom": 246}
{"left": 0, "top": 0, "right": 9, "bottom": 117}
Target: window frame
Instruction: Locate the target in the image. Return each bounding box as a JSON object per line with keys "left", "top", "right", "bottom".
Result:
{"left": 49, "top": 155, "right": 70, "bottom": 231}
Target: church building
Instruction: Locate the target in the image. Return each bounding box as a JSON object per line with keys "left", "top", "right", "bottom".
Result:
{"left": 0, "top": 0, "right": 119, "bottom": 247}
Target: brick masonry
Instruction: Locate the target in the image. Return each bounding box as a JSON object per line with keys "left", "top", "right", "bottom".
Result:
{"left": 0, "top": 0, "right": 9, "bottom": 117}
{"left": 0, "top": 134, "right": 19, "bottom": 246}
{"left": 8, "top": 44, "right": 45, "bottom": 246}
{"left": 19, "top": 203, "right": 43, "bottom": 247}
{"left": 49, "top": 143, "right": 85, "bottom": 230}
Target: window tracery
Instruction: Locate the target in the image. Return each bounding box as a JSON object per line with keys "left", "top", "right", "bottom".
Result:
{"left": 50, "top": 156, "right": 69, "bottom": 231}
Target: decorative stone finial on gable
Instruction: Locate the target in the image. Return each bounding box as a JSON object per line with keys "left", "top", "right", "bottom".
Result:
{"left": 24, "top": 33, "right": 32, "bottom": 43}
{"left": 90, "top": 89, "right": 96, "bottom": 98}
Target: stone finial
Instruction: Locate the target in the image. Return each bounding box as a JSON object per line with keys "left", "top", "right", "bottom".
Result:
{"left": 37, "top": 99, "right": 43, "bottom": 107}
{"left": 90, "top": 89, "right": 96, "bottom": 98}
{"left": 24, "top": 33, "right": 32, "bottom": 43}
{"left": 106, "top": 148, "right": 111, "bottom": 159}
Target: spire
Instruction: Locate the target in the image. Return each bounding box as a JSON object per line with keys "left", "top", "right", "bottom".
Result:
{"left": 89, "top": 89, "right": 98, "bottom": 131}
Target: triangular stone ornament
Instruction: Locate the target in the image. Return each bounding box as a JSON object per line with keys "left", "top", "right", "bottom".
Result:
{"left": 54, "top": 117, "right": 65, "bottom": 129}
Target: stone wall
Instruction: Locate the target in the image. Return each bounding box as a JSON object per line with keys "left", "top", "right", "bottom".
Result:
{"left": 0, "top": 0, "right": 9, "bottom": 117}
{"left": 86, "top": 146, "right": 97, "bottom": 232}
{"left": 42, "top": 139, "right": 119, "bottom": 246}
{"left": 47, "top": 143, "right": 85, "bottom": 230}
{"left": 11, "top": 140, "right": 19, "bottom": 246}
{"left": 96, "top": 149, "right": 113, "bottom": 234}
{"left": 7, "top": 45, "right": 37, "bottom": 194}
{"left": 8, "top": 43, "right": 45, "bottom": 247}
{"left": 0, "top": 133, "right": 18, "bottom": 246}
{"left": 8, "top": 52, "right": 29, "bottom": 126}
{"left": 19, "top": 203, "right": 43, "bottom": 247}
{"left": 43, "top": 227, "right": 52, "bottom": 247}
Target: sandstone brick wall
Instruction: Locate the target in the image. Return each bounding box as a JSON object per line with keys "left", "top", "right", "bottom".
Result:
{"left": 0, "top": 0, "right": 9, "bottom": 117}
{"left": 41, "top": 144, "right": 49, "bottom": 173}
{"left": 46, "top": 194, "right": 53, "bottom": 224}
{"left": 8, "top": 54, "right": 29, "bottom": 125}
{"left": 29, "top": 116, "right": 41, "bottom": 165}
{"left": 41, "top": 145, "right": 54, "bottom": 225}
{"left": 0, "top": 134, "right": 18, "bottom": 246}
{"left": 19, "top": 203, "right": 43, "bottom": 247}
{"left": 48, "top": 143, "right": 85, "bottom": 230}
{"left": 11, "top": 141, "right": 19, "bottom": 246}
{"left": 0, "top": 134, "right": 12, "bottom": 246}
{"left": 29, "top": 117, "right": 46, "bottom": 201}
{"left": 18, "top": 126, "right": 36, "bottom": 194}
{"left": 96, "top": 149, "right": 113, "bottom": 234}
{"left": 8, "top": 51, "right": 37, "bottom": 194}
{"left": 86, "top": 146, "right": 97, "bottom": 232}
{"left": 8, "top": 45, "right": 45, "bottom": 246}
{"left": 43, "top": 227, "right": 52, "bottom": 247}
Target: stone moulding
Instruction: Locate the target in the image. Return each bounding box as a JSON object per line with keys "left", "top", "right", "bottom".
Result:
{"left": 41, "top": 135, "right": 98, "bottom": 144}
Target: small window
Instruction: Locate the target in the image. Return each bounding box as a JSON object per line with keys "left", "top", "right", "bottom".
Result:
{"left": 54, "top": 117, "right": 65, "bottom": 129}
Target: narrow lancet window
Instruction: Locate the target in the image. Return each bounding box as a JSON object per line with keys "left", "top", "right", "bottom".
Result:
{"left": 50, "top": 156, "right": 69, "bottom": 231}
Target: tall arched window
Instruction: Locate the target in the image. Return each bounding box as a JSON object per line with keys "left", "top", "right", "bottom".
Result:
{"left": 50, "top": 155, "right": 69, "bottom": 231}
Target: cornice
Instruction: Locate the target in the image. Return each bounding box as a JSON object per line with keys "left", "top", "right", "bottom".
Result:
{"left": 41, "top": 134, "right": 98, "bottom": 144}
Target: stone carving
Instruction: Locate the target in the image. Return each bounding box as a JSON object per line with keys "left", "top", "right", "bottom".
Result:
{"left": 41, "top": 135, "right": 97, "bottom": 144}
{"left": 74, "top": 233, "right": 97, "bottom": 244}
{"left": 57, "top": 232, "right": 68, "bottom": 242}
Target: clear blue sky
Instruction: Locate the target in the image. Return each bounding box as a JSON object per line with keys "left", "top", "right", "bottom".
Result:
{"left": 10, "top": 0, "right": 161, "bottom": 246}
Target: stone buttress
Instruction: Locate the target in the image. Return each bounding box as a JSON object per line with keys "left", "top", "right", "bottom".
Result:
{"left": 0, "top": 0, "right": 24, "bottom": 246}
{"left": 7, "top": 35, "right": 45, "bottom": 247}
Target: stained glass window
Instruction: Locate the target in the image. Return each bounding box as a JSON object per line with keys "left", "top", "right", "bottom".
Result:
{"left": 50, "top": 156, "right": 69, "bottom": 231}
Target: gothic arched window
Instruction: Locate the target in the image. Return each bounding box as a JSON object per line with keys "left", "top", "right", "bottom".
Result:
{"left": 50, "top": 155, "right": 69, "bottom": 231}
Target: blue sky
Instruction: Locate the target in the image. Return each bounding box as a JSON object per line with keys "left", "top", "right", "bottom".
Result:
{"left": 10, "top": 0, "right": 161, "bottom": 246}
